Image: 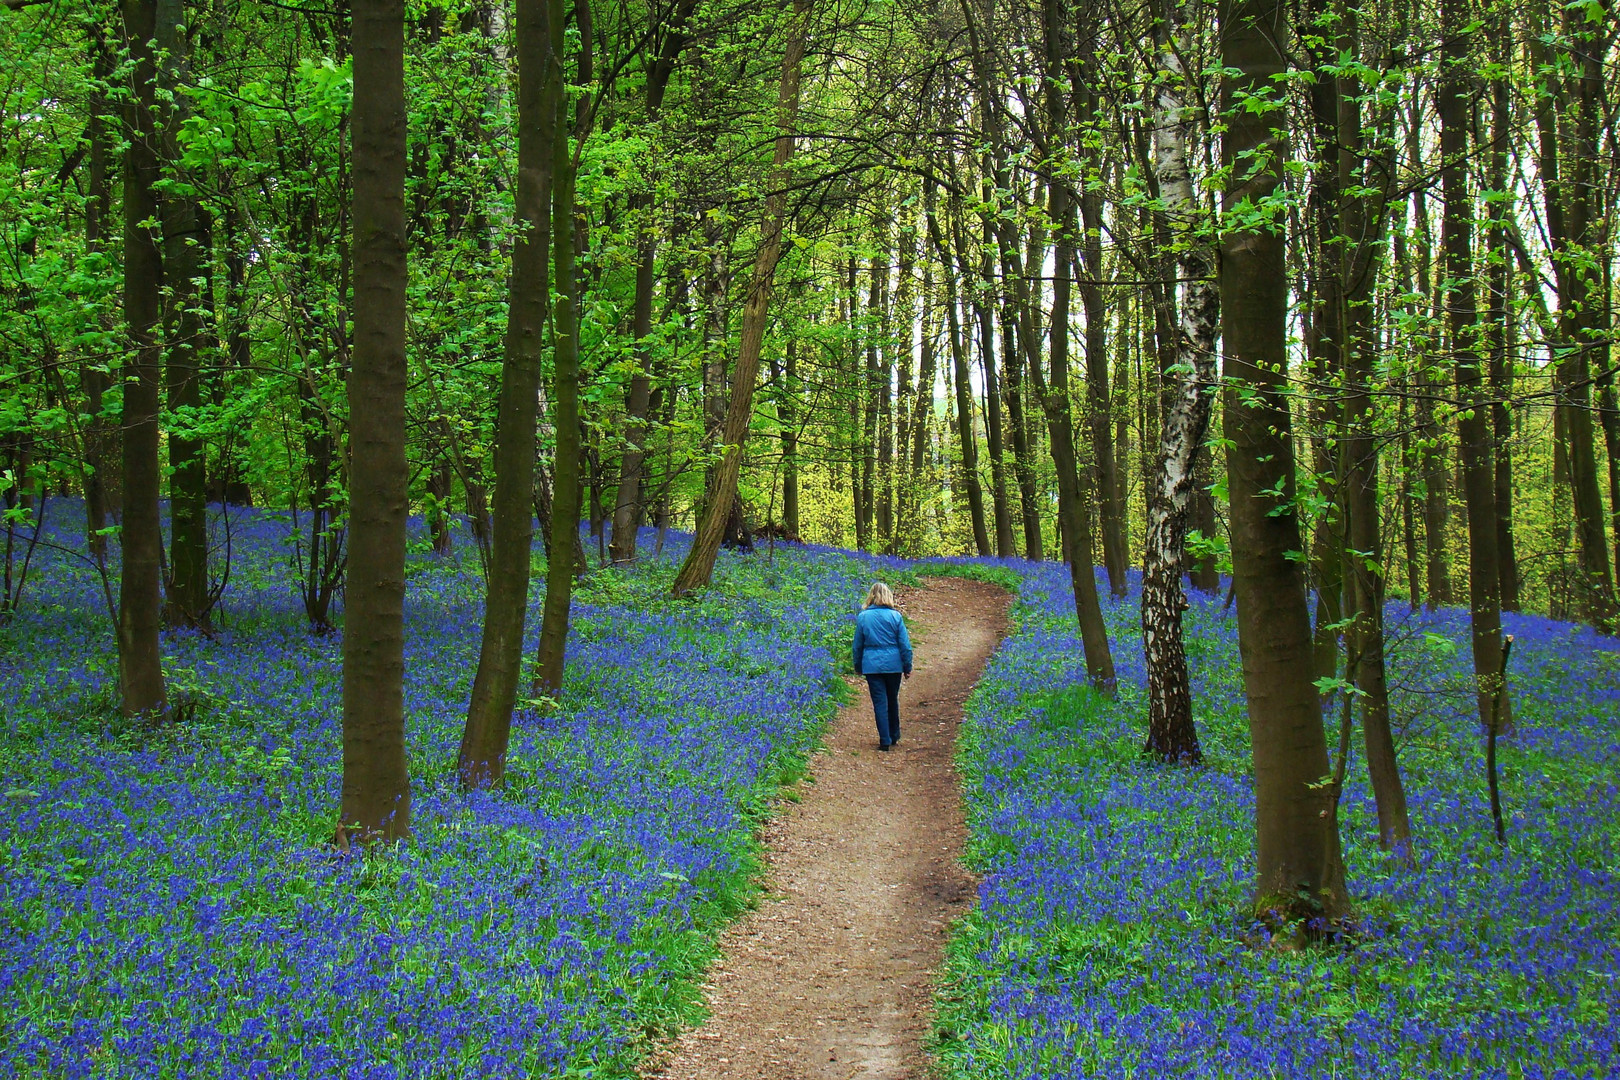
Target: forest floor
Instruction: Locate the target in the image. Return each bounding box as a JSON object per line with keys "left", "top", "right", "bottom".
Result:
{"left": 645, "top": 576, "right": 1011, "bottom": 1080}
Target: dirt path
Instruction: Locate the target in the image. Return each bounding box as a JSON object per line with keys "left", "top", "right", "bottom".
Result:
{"left": 646, "top": 576, "right": 1010, "bottom": 1080}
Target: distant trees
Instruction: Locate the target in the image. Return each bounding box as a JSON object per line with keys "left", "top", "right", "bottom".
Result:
{"left": 671, "top": 0, "right": 813, "bottom": 596}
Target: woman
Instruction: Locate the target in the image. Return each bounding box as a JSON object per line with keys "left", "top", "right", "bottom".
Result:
{"left": 852, "top": 582, "right": 913, "bottom": 751}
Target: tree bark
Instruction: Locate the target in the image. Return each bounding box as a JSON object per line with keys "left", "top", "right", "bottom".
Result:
{"left": 459, "top": 0, "right": 558, "bottom": 787}
{"left": 610, "top": 1, "right": 699, "bottom": 564}
{"left": 1142, "top": 5, "right": 1215, "bottom": 762}
{"left": 1484, "top": 35, "right": 1519, "bottom": 613}
{"left": 671, "top": 0, "right": 813, "bottom": 596}
{"left": 873, "top": 223, "right": 894, "bottom": 550}
{"left": 84, "top": 26, "right": 118, "bottom": 558}
{"left": 1531, "top": 3, "right": 1617, "bottom": 632}
{"left": 1305, "top": 0, "right": 1346, "bottom": 681}
{"left": 891, "top": 218, "right": 917, "bottom": 553}
{"left": 533, "top": 0, "right": 585, "bottom": 687}
{"left": 118, "top": 0, "right": 168, "bottom": 719}
{"left": 1037, "top": 0, "right": 1115, "bottom": 692}
{"left": 929, "top": 197, "right": 991, "bottom": 557}
{"left": 1442, "top": 1, "right": 1509, "bottom": 735}
{"left": 340, "top": 0, "right": 412, "bottom": 842}
{"left": 1340, "top": 4, "right": 1412, "bottom": 853}
{"left": 973, "top": 209, "right": 1016, "bottom": 557}
{"left": 1080, "top": 184, "right": 1127, "bottom": 597}
{"left": 1221, "top": 0, "right": 1347, "bottom": 919}
{"left": 1408, "top": 104, "right": 1451, "bottom": 609}
{"left": 156, "top": 0, "right": 210, "bottom": 630}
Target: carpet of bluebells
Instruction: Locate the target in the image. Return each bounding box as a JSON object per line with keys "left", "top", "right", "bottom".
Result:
{"left": 935, "top": 559, "right": 1620, "bottom": 1079}
{"left": 0, "top": 502, "right": 894, "bottom": 1078}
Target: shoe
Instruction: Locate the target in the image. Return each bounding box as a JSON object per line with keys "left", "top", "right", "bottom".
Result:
{"left": 879, "top": 743, "right": 891, "bottom": 752}
{"left": 891, "top": 734, "right": 900, "bottom": 745}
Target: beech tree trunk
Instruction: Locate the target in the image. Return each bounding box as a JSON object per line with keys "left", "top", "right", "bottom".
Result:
{"left": 533, "top": 0, "right": 585, "bottom": 687}
{"left": 959, "top": 200, "right": 1015, "bottom": 558}
{"left": 1038, "top": 0, "right": 1115, "bottom": 692}
{"left": 1408, "top": 110, "right": 1451, "bottom": 609}
{"left": 1221, "top": 0, "right": 1347, "bottom": 920}
{"left": 935, "top": 228, "right": 991, "bottom": 555}
{"left": 845, "top": 255, "right": 868, "bottom": 552}
{"left": 775, "top": 340, "right": 801, "bottom": 538}
{"left": 340, "top": 0, "right": 412, "bottom": 842}
{"left": 671, "top": 0, "right": 813, "bottom": 596}
{"left": 1340, "top": 6, "right": 1412, "bottom": 853}
{"left": 1485, "top": 41, "right": 1519, "bottom": 613}
{"left": 118, "top": 0, "right": 168, "bottom": 719}
{"left": 873, "top": 224, "right": 894, "bottom": 549}
{"left": 1080, "top": 185, "right": 1127, "bottom": 598}
{"left": 1441, "top": 0, "right": 1510, "bottom": 730}
{"left": 459, "top": 0, "right": 558, "bottom": 787}
{"left": 925, "top": 190, "right": 990, "bottom": 556}
{"left": 1142, "top": 9, "right": 1215, "bottom": 762}
{"left": 157, "top": 0, "right": 210, "bottom": 630}
{"left": 891, "top": 220, "right": 917, "bottom": 552}
{"left": 84, "top": 28, "right": 118, "bottom": 558}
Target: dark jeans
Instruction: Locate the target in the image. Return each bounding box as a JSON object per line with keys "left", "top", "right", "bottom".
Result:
{"left": 865, "top": 672, "right": 902, "bottom": 746}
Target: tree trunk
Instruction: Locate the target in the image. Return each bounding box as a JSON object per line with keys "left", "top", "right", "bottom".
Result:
{"left": 1442, "top": 0, "right": 1508, "bottom": 731}
{"left": 909, "top": 256, "right": 937, "bottom": 517}
{"left": 1532, "top": 4, "right": 1617, "bottom": 632}
{"left": 84, "top": 27, "right": 118, "bottom": 558}
{"left": 118, "top": 0, "right": 168, "bottom": 719}
{"left": 863, "top": 237, "right": 883, "bottom": 550}
{"left": 1340, "top": 6, "right": 1412, "bottom": 853}
{"left": 533, "top": 0, "right": 585, "bottom": 686}
{"left": 610, "top": 1, "right": 698, "bottom": 564}
{"left": 157, "top": 0, "right": 210, "bottom": 630}
{"left": 780, "top": 340, "right": 801, "bottom": 538}
{"left": 427, "top": 454, "right": 453, "bottom": 554}
{"left": 1113, "top": 306, "right": 1133, "bottom": 572}
{"left": 1080, "top": 186, "right": 1127, "bottom": 597}
{"left": 1220, "top": 0, "right": 1347, "bottom": 920}
{"left": 1408, "top": 105, "right": 1451, "bottom": 609}
{"left": 892, "top": 221, "right": 917, "bottom": 553}
{"left": 846, "top": 255, "right": 868, "bottom": 552}
{"left": 1142, "top": 6, "right": 1215, "bottom": 762}
{"left": 874, "top": 224, "right": 894, "bottom": 550}
{"left": 1037, "top": 0, "right": 1115, "bottom": 692}
{"left": 340, "top": 0, "right": 412, "bottom": 842}
{"left": 1305, "top": 7, "right": 1346, "bottom": 681}
{"left": 1485, "top": 42, "right": 1519, "bottom": 613}
{"left": 974, "top": 213, "right": 1016, "bottom": 557}
{"left": 671, "top": 0, "right": 813, "bottom": 596}
{"left": 939, "top": 257, "right": 984, "bottom": 553}
{"left": 459, "top": 0, "right": 558, "bottom": 788}
{"left": 927, "top": 193, "right": 991, "bottom": 556}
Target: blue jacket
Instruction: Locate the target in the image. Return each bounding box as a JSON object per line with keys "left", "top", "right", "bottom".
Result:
{"left": 853, "top": 605, "right": 913, "bottom": 675}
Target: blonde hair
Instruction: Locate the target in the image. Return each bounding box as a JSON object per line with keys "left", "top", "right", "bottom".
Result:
{"left": 862, "top": 582, "right": 895, "bottom": 609}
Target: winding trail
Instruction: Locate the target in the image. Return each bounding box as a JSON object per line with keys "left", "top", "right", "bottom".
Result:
{"left": 646, "top": 576, "right": 1011, "bottom": 1080}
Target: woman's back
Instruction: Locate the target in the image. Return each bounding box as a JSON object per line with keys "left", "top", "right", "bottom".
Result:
{"left": 854, "top": 605, "right": 912, "bottom": 674}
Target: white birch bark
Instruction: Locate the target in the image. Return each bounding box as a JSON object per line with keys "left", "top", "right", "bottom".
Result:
{"left": 1142, "top": 11, "right": 1219, "bottom": 760}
